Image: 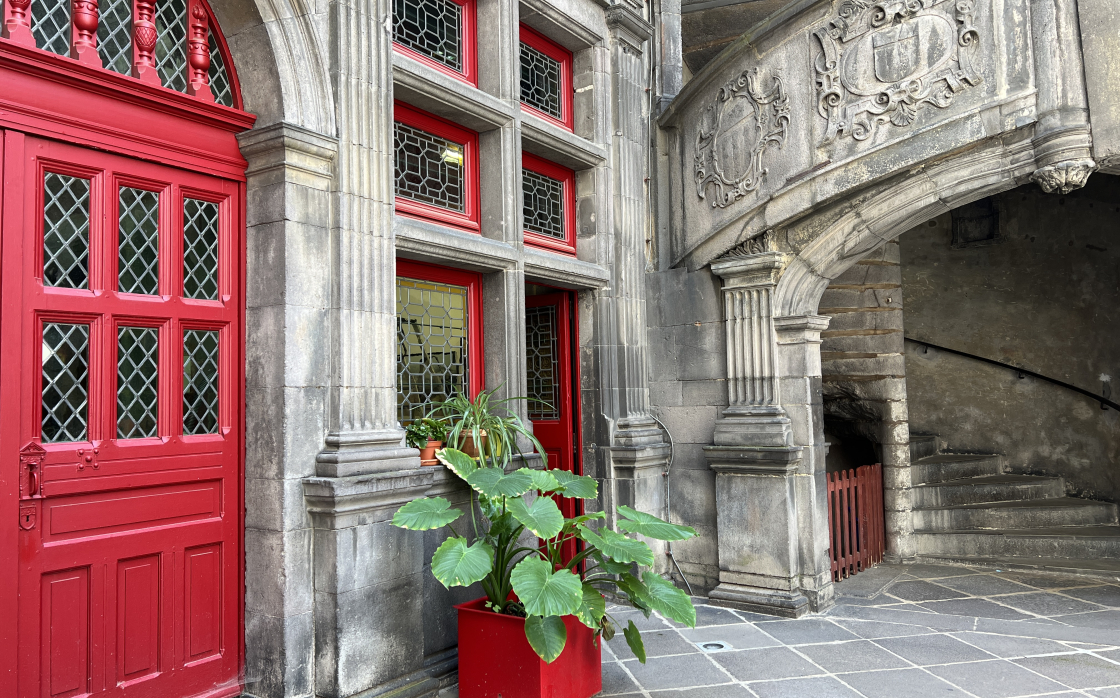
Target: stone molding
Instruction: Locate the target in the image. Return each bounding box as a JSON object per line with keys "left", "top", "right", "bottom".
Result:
{"left": 704, "top": 445, "right": 804, "bottom": 475}
{"left": 236, "top": 122, "right": 337, "bottom": 188}
{"left": 303, "top": 468, "right": 434, "bottom": 529}
{"left": 314, "top": 429, "right": 420, "bottom": 478}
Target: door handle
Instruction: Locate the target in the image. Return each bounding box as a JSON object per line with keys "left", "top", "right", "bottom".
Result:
{"left": 19, "top": 441, "right": 46, "bottom": 499}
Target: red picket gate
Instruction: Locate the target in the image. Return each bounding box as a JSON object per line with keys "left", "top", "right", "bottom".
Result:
{"left": 827, "top": 464, "right": 886, "bottom": 581}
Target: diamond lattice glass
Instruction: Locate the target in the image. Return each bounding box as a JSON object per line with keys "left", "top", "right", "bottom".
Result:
{"left": 183, "top": 198, "right": 219, "bottom": 300}
{"left": 520, "top": 42, "right": 562, "bottom": 120}
{"left": 523, "top": 169, "right": 565, "bottom": 240}
{"left": 98, "top": 0, "right": 133, "bottom": 74}
{"left": 208, "top": 32, "right": 234, "bottom": 107}
{"left": 32, "top": 0, "right": 70, "bottom": 55}
{"left": 396, "top": 277, "right": 469, "bottom": 422}
{"left": 183, "top": 329, "right": 219, "bottom": 435}
{"left": 42, "top": 322, "right": 90, "bottom": 443}
{"left": 156, "top": 0, "right": 187, "bottom": 92}
{"left": 395, "top": 122, "right": 465, "bottom": 212}
{"left": 526, "top": 305, "right": 560, "bottom": 420}
{"left": 43, "top": 173, "right": 91, "bottom": 289}
{"left": 117, "top": 326, "right": 159, "bottom": 438}
{"left": 119, "top": 187, "right": 160, "bottom": 295}
{"left": 393, "top": 0, "right": 462, "bottom": 72}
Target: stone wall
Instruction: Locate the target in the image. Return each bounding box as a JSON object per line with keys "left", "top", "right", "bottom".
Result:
{"left": 901, "top": 175, "right": 1120, "bottom": 504}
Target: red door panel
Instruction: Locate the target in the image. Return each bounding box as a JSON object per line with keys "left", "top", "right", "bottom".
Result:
{"left": 2, "top": 133, "right": 243, "bottom": 698}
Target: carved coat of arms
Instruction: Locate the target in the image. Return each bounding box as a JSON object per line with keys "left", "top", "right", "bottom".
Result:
{"left": 694, "top": 69, "right": 790, "bottom": 208}
{"left": 814, "top": 0, "right": 982, "bottom": 142}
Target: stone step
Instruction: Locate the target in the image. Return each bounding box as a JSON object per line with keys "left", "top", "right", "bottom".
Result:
{"left": 909, "top": 433, "right": 942, "bottom": 461}
{"left": 911, "top": 474, "right": 1066, "bottom": 508}
{"left": 913, "top": 498, "right": 1120, "bottom": 531}
{"left": 912, "top": 453, "right": 1003, "bottom": 485}
{"left": 914, "top": 526, "right": 1120, "bottom": 561}
{"left": 914, "top": 554, "right": 1120, "bottom": 583}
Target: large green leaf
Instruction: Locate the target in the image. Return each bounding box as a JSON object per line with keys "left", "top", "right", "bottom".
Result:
{"left": 526, "top": 468, "right": 561, "bottom": 493}
{"left": 508, "top": 496, "right": 564, "bottom": 539}
{"left": 577, "top": 526, "right": 654, "bottom": 567}
{"left": 642, "top": 571, "right": 696, "bottom": 627}
{"left": 617, "top": 506, "right": 698, "bottom": 541}
{"left": 574, "top": 583, "right": 606, "bottom": 629}
{"left": 391, "top": 497, "right": 462, "bottom": 531}
{"left": 430, "top": 537, "right": 493, "bottom": 588}
{"left": 436, "top": 448, "right": 478, "bottom": 481}
{"left": 510, "top": 557, "right": 582, "bottom": 617}
{"left": 589, "top": 551, "right": 633, "bottom": 576}
{"left": 552, "top": 470, "right": 598, "bottom": 499}
{"left": 616, "top": 572, "right": 652, "bottom": 615}
{"left": 623, "top": 620, "right": 646, "bottom": 663}
{"left": 524, "top": 615, "right": 567, "bottom": 664}
{"left": 466, "top": 467, "right": 534, "bottom": 498}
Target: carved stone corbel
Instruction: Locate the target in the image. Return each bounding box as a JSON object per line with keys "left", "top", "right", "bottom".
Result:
{"left": 1031, "top": 158, "right": 1097, "bottom": 195}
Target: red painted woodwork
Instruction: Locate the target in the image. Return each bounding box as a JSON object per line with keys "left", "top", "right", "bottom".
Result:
{"left": 396, "top": 259, "right": 485, "bottom": 400}
{"left": 131, "top": 0, "right": 161, "bottom": 86}
{"left": 187, "top": 0, "right": 214, "bottom": 101}
{"left": 827, "top": 464, "right": 885, "bottom": 581}
{"left": 526, "top": 291, "right": 581, "bottom": 563}
{"left": 518, "top": 25, "right": 574, "bottom": 131}
{"left": 455, "top": 597, "right": 601, "bottom": 698}
{"left": 71, "top": 0, "right": 103, "bottom": 67}
{"left": 522, "top": 153, "right": 577, "bottom": 256}
{"left": 1, "top": 7, "right": 251, "bottom": 697}
{"left": 393, "top": 101, "right": 481, "bottom": 233}
{"left": 393, "top": 0, "right": 477, "bottom": 87}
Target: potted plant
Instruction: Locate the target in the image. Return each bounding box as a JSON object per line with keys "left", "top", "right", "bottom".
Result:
{"left": 405, "top": 417, "right": 448, "bottom": 464}
{"left": 393, "top": 390, "right": 698, "bottom": 698}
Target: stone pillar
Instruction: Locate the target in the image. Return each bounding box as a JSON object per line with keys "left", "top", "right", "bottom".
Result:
{"left": 704, "top": 250, "right": 832, "bottom": 617}
{"left": 1030, "top": 0, "right": 1097, "bottom": 193}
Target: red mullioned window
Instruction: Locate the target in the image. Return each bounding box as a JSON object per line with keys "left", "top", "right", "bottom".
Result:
{"left": 392, "top": 0, "right": 478, "bottom": 87}
{"left": 394, "top": 101, "right": 481, "bottom": 232}
{"left": 522, "top": 153, "right": 576, "bottom": 255}
{"left": 518, "top": 25, "right": 573, "bottom": 131}
{"left": 396, "top": 260, "right": 484, "bottom": 421}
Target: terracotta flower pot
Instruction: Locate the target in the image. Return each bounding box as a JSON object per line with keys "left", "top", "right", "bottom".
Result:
{"left": 419, "top": 440, "right": 442, "bottom": 465}
{"left": 455, "top": 597, "right": 602, "bottom": 698}
{"left": 459, "top": 431, "right": 488, "bottom": 458}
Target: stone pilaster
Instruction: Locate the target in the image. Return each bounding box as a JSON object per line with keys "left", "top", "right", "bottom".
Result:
{"left": 1030, "top": 0, "right": 1097, "bottom": 193}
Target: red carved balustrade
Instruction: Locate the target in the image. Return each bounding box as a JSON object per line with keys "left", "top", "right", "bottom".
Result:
{"left": 2, "top": 0, "right": 36, "bottom": 47}
{"left": 71, "top": 0, "right": 103, "bottom": 66}
{"left": 131, "top": 0, "right": 162, "bottom": 85}
{"left": 186, "top": 0, "right": 213, "bottom": 100}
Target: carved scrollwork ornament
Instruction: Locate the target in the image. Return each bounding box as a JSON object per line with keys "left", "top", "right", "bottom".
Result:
{"left": 720, "top": 230, "right": 775, "bottom": 259}
{"left": 1031, "top": 159, "right": 1097, "bottom": 195}
{"left": 813, "top": 0, "right": 982, "bottom": 143}
{"left": 695, "top": 69, "right": 790, "bottom": 208}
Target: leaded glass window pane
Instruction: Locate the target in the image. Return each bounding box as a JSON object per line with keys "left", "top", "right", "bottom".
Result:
{"left": 523, "top": 169, "right": 565, "bottom": 240}
{"left": 117, "top": 326, "right": 158, "bottom": 438}
{"left": 32, "top": 0, "right": 70, "bottom": 55}
{"left": 183, "top": 329, "right": 219, "bottom": 435}
{"left": 42, "top": 322, "right": 90, "bottom": 443}
{"left": 208, "top": 32, "right": 234, "bottom": 108}
{"left": 183, "top": 198, "right": 219, "bottom": 300}
{"left": 526, "top": 305, "right": 559, "bottom": 420}
{"left": 119, "top": 187, "right": 160, "bottom": 295}
{"left": 396, "top": 277, "right": 468, "bottom": 422}
{"left": 394, "top": 122, "right": 465, "bottom": 212}
{"left": 156, "top": 0, "right": 187, "bottom": 92}
{"left": 393, "top": 0, "right": 462, "bottom": 72}
{"left": 98, "top": 0, "right": 132, "bottom": 74}
{"left": 520, "top": 42, "right": 562, "bottom": 120}
{"left": 43, "top": 172, "right": 91, "bottom": 289}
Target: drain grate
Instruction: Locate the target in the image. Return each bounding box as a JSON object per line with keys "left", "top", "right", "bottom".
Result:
{"left": 698, "top": 641, "right": 731, "bottom": 652}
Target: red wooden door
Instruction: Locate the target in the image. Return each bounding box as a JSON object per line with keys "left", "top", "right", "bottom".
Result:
{"left": 525, "top": 292, "right": 580, "bottom": 560}
{"left": 1, "top": 132, "right": 243, "bottom": 698}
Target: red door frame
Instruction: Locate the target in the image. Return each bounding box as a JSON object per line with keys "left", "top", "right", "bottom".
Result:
{"left": 0, "top": 18, "right": 253, "bottom": 698}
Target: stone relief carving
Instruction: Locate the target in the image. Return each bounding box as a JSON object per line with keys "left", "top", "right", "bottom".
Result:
{"left": 1031, "top": 159, "right": 1098, "bottom": 195}
{"left": 695, "top": 69, "right": 790, "bottom": 208}
{"left": 720, "top": 230, "right": 775, "bottom": 258}
{"left": 813, "top": 0, "right": 982, "bottom": 143}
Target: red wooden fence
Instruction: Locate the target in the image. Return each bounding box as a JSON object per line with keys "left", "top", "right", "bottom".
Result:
{"left": 827, "top": 464, "right": 886, "bottom": 581}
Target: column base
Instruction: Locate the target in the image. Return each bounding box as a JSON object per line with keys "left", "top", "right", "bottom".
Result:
{"left": 709, "top": 583, "right": 810, "bottom": 618}
{"left": 713, "top": 407, "right": 794, "bottom": 448}
{"left": 316, "top": 428, "right": 420, "bottom": 478}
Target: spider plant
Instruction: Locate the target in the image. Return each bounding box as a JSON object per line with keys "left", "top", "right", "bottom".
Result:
{"left": 429, "top": 387, "right": 545, "bottom": 470}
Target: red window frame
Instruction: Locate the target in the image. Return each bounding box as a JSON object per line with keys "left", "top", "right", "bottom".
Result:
{"left": 394, "top": 101, "right": 481, "bottom": 233}
{"left": 518, "top": 25, "right": 574, "bottom": 131}
{"left": 522, "top": 153, "right": 576, "bottom": 256}
{"left": 396, "top": 259, "right": 484, "bottom": 403}
{"left": 393, "top": 0, "right": 478, "bottom": 87}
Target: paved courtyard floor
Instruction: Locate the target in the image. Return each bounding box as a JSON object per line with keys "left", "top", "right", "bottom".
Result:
{"left": 596, "top": 563, "right": 1120, "bottom": 697}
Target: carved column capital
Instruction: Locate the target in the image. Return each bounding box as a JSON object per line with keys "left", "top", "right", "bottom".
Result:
{"left": 1031, "top": 158, "right": 1098, "bottom": 194}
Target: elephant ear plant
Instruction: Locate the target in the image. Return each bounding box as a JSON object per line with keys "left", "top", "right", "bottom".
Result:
{"left": 391, "top": 391, "right": 700, "bottom": 664}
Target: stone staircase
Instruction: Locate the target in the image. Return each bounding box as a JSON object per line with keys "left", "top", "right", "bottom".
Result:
{"left": 909, "top": 434, "right": 1120, "bottom": 574}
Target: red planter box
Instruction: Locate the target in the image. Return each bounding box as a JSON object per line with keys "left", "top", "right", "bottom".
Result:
{"left": 455, "top": 597, "right": 602, "bottom": 698}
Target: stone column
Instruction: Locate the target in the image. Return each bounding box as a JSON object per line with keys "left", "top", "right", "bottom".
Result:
{"left": 1030, "top": 0, "right": 1097, "bottom": 193}
{"left": 704, "top": 250, "right": 827, "bottom": 617}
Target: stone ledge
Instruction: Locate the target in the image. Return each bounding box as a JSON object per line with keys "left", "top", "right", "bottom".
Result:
{"left": 524, "top": 247, "right": 611, "bottom": 289}
{"left": 709, "top": 582, "right": 810, "bottom": 618}
{"left": 391, "top": 52, "right": 516, "bottom": 133}
{"left": 304, "top": 468, "right": 435, "bottom": 529}
{"left": 521, "top": 111, "right": 608, "bottom": 170}
{"left": 704, "top": 445, "right": 803, "bottom": 475}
